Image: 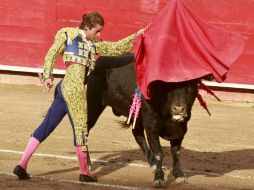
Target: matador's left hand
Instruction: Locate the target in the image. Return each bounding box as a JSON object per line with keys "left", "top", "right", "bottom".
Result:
{"left": 136, "top": 28, "right": 145, "bottom": 36}
{"left": 43, "top": 78, "right": 54, "bottom": 92}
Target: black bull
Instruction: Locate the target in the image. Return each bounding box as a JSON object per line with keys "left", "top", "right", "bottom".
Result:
{"left": 87, "top": 54, "right": 198, "bottom": 187}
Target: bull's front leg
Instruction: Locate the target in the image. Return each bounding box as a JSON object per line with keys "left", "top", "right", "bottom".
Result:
{"left": 146, "top": 128, "right": 165, "bottom": 188}
{"left": 170, "top": 138, "right": 185, "bottom": 180}
{"left": 142, "top": 101, "right": 165, "bottom": 187}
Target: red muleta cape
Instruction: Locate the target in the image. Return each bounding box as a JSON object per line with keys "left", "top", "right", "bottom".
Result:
{"left": 134, "top": 0, "right": 246, "bottom": 99}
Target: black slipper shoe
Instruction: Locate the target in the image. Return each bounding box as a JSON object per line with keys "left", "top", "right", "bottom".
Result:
{"left": 13, "top": 165, "right": 31, "bottom": 180}
{"left": 79, "top": 174, "right": 97, "bottom": 183}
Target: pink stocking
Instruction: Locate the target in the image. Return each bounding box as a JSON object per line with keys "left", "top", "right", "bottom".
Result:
{"left": 75, "top": 146, "right": 92, "bottom": 176}
{"left": 19, "top": 137, "right": 40, "bottom": 170}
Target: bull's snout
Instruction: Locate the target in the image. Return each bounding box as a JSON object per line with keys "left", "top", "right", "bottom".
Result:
{"left": 171, "top": 106, "right": 187, "bottom": 122}
{"left": 172, "top": 106, "right": 185, "bottom": 114}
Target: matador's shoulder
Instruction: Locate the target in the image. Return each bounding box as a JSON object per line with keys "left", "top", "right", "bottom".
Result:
{"left": 55, "top": 27, "right": 80, "bottom": 40}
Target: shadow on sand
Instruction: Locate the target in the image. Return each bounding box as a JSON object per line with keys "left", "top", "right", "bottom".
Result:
{"left": 37, "top": 146, "right": 254, "bottom": 187}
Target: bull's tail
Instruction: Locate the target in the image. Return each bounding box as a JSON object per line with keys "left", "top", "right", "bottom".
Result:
{"left": 114, "top": 120, "right": 131, "bottom": 129}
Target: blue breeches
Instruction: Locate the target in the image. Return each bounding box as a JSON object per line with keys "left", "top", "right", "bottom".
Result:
{"left": 32, "top": 82, "right": 77, "bottom": 145}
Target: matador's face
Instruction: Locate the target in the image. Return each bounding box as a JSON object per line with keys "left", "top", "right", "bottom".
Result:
{"left": 85, "top": 24, "right": 103, "bottom": 41}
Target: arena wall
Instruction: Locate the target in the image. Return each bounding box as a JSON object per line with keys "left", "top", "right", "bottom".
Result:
{"left": 0, "top": 0, "right": 254, "bottom": 101}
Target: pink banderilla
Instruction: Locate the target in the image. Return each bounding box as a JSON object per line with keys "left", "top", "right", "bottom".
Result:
{"left": 127, "top": 90, "right": 142, "bottom": 129}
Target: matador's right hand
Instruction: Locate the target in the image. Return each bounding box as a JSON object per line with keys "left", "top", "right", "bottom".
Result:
{"left": 43, "top": 78, "right": 54, "bottom": 92}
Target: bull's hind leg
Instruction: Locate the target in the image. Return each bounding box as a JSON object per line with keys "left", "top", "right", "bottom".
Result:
{"left": 170, "top": 138, "right": 185, "bottom": 180}
{"left": 87, "top": 67, "right": 107, "bottom": 132}
{"left": 132, "top": 124, "right": 156, "bottom": 166}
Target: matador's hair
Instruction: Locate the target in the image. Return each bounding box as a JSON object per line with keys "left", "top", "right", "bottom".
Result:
{"left": 79, "top": 12, "right": 105, "bottom": 29}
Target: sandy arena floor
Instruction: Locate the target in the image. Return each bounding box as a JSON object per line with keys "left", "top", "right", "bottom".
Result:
{"left": 0, "top": 83, "right": 254, "bottom": 190}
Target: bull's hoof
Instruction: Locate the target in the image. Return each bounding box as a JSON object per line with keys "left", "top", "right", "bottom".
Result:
{"left": 153, "top": 179, "right": 165, "bottom": 188}
{"left": 174, "top": 176, "right": 187, "bottom": 183}
{"left": 154, "top": 169, "right": 165, "bottom": 187}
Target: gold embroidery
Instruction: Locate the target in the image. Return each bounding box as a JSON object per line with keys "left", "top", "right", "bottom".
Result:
{"left": 78, "top": 41, "right": 86, "bottom": 49}
{"left": 96, "top": 33, "right": 136, "bottom": 56}
{"left": 61, "top": 64, "right": 88, "bottom": 146}
{"left": 78, "top": 49, "right": 86, "bottom": 56}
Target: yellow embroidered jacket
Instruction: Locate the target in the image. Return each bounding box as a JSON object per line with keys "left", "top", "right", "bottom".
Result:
{"left": 43, "top": 27, "right": 136, "bottom": 80}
